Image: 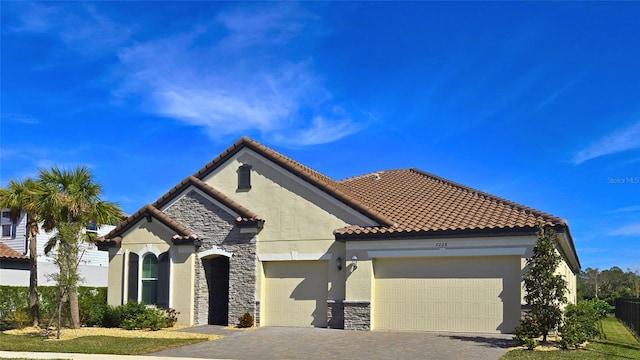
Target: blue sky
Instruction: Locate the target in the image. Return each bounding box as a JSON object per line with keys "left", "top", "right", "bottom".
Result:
{"left": 1, "top": 2, "right": 639, "bottom": 272}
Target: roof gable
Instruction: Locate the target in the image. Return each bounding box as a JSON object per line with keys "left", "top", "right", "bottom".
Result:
{"left": 194, "top": 137, "right": 394, "bottom": 226}
{"left": 97, "top": 204, "right": 198, "bottom": 248}
{"left": 98, "top": 175, "right": 266, "bottom": 245}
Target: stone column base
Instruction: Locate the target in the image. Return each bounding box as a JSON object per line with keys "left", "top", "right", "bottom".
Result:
{"left": 327, "top": 300, "right": 344, "bottom": 329}
{"left": 343, "top": 300, "right": 370, "bottom": 330}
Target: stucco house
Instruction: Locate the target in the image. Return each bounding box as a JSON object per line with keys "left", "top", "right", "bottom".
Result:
{"left": 97, "top": 137, "right": 580, "bottom": 333}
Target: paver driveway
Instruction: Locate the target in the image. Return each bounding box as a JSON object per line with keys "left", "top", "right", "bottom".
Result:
{"left": 150, "top": 326, "right": 513, "bottom": 360}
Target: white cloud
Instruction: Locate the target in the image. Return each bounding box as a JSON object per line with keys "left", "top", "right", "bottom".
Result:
{"left": 9, "top": 3, "right": 130, "bottom": 59}
{"left": 110, "top": 4, "right": 363, "bottom": 146}
{"left": 271, "top": 115, "right": 367, "bottom": 146}
{"left": 608, "top": 205, "right": 640, "bottom": 214}
{"left": 0, "top": 113, "right": 38, "bottom": 125}
{"left": 573, "top": 121, "right": 640, "bottom": 164}
{"left": 610, "top": 222, "right": 640, "bottom": 236}
{"left": 8, "top": 3, "right": 367, "bottom": 146}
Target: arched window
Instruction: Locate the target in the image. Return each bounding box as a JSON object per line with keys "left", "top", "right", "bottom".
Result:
{"left": 141, "top": 254, "right": 158, "bottom": 305}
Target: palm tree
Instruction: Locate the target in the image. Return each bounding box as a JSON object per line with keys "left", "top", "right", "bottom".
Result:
{"left": 0, "top": 178, "right": 41, "bottom": 327}
{"left": 37, "top": 166, "right": 122, "bottom": 329}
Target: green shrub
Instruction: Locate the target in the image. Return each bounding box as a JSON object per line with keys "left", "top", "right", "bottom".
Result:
{"left": 589, "top": 298, "right": 613, "bottom": 319}
{"left": 514, "top": 316, "right": 541, "bottom": 350}
{"left": 0, "top": 317, "right": 14, "bottom": 331}
{"left": 78, "top": 287, "right": 107, "bottom": 326}
{"left": 237, "top": 312, "right": 254, "bottom": 328}
{"left": 8, "top": 308, "right": 31, "bottom": 329}
{"left": 118, "top": 301, "right": 169, "bottom": 331}
{"left": 560, "top": 300, "right": 600, "bottom": 349}
{"left": 101, "top": 305, "right": 122, "bottom": 328}
{"left": 0, "top": 285, "right": 105, "bottom": 326}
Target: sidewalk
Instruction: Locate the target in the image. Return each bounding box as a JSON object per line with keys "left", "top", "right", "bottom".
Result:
{"left": 0, "top": 351, "right": 229, "bottom": 360}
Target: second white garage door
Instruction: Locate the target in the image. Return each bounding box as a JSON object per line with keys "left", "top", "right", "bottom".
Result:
{"left": 373, "top": 256, "right": 520, "bottom": 333}
{"left": 262, "top": 260, "right": 328, "bottom": 327}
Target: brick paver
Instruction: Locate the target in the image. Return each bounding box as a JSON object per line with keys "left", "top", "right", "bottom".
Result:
{"left": 149, "top": 326, "right": 513, "bottom": 360}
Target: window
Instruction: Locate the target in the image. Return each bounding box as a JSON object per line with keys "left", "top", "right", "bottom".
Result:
{"left": 141, "top": 254, "right": 158, "bottom": 305}
{"left": 128, "top": 251, "right": 169, "bottom": 308}
{"left": 1, "top": 211, "right": 13, "bottom": 238}
{"left": 238, "top": 164, "right": 252, "bottom": 190}
{"left": 86, "top": 221, "right": 98, "bottom": 233}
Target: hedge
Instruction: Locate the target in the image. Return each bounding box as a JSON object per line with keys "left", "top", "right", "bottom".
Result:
{"left": 0, "top": 285, "right": 106, "bottom": 326}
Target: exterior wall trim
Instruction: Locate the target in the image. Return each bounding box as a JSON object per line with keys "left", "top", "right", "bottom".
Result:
{"left": 197, "top": 247, "right": 233, "bottom": 259}
{"left": 368, "top": 247, "right": 527, "bottom": 258}
{"left": 258, "top": 253, "right": 332, "bottom": 261}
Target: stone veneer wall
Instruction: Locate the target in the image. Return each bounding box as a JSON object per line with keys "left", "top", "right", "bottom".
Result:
{"left": 164, "top": 190, "right": 257, "bottom": 326}
{"left": 327, "top": 300, "right": 344, "bottom": 329}
{"left": 343, "top": 301, "right": 370, "bottom": 330}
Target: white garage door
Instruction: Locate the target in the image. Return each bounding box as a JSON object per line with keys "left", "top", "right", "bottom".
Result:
{"left": 263, "top": 261, "right": 328, "bottom": 327}
{"left": 373, "top": 256, "right": 520, "bottom": 333}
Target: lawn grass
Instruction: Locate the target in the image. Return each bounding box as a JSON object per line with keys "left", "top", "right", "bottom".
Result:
{"left": 0, "top": 333, "right": 207, "bottom": 355}
{"left": 501, "top": 317, "right": 640, "bottom": 360}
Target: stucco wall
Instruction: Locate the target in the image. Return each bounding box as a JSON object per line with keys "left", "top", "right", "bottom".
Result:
{"left": 202, "top": 149, "right": 375, "bottom": 244}
{"left": 105, "top": 220, "right": 193, "bottom": 325}
{"left": 202, "top": 149, "right": 377, "bottom": 306}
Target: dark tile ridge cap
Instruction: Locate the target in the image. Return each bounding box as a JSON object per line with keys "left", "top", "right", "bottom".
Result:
{"left": 0, "top": 242, "right": 28, "bottom": 260}
{"left": 407, "top": 168, "right": 568, "bottom": 226}
{"left": 192, "top": 137, "right": 395, "bottom": 227}
{"left": 98, "top": 204, "right": 197, "bottom": 242}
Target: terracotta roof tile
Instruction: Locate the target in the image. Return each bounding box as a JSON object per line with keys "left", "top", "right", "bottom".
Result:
{"left": 336, "top": 168, "right": 567, "bottom": 236}
{"left": 152, "top": 176, "right": 265, "bottom": 224}
{"left": 99, "top": 174, "right": 267, "bottom": 244}
{"left": 98, "top": 205, "right": 198, "bottom": 245}
{"left": 192, "top": 137, "right": 394, "bottom": 226}
{"left": 0, "top": 242, "right": 27, "bottom": 260}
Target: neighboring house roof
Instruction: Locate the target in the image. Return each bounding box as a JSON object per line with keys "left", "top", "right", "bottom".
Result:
{"left": 0, "top": 241, "right": 27, "bottom": 261}
{"left": 336, "top": 168, "right": 568, "bottom": 237}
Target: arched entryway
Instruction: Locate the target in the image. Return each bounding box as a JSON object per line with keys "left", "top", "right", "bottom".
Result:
{"left": 199, "top": 248, "right": 232, "bottom": 326}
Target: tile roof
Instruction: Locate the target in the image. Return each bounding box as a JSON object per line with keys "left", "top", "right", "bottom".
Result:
{"left": 193, "top": 137, "right": 395, "bottom": 226}
{"left": 100, "top": 137, "right": 572, "bottom": 251}
{"left": 0, "top": 241, "right": 28, "bottom": 260}
{"left": 151, "top": 176, "right": 265, "bottom": 224}
{"left": 98, "top": 205, "right": 199, "bottom": 247}
{"left": 98, "top": 174, "right": 266, "bottom": 244}
{"left": 335, "top": 168, "right": 568, "bottom": 237}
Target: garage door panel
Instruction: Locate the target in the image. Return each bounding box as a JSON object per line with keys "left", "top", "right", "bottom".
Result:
{"left": 263, "top": 261, "right": 328, "bottom": 327}
{"left": 373, "top": 256, "right": 519, "bottom": 333}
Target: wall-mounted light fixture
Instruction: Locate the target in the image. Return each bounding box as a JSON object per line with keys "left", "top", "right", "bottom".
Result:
{"left": 351, "top": 255, "right": 358, "bottom": 270}
{"left": 336, "top": 257, "right": 342, "bottom": 271}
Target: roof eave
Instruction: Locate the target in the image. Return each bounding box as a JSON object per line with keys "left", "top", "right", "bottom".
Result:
{"left": 334, "top": 225, "right": 541, "bottom": 241}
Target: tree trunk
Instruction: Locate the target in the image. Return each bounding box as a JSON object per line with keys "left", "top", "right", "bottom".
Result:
{"left": 69, "top": 286, "right": 80, "bottom": 329}
{"left": 68, "top": 241, "right": 81, "bottom": 329}
{"left": 28, "top": 220, "right": 39, "bottom": 327}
